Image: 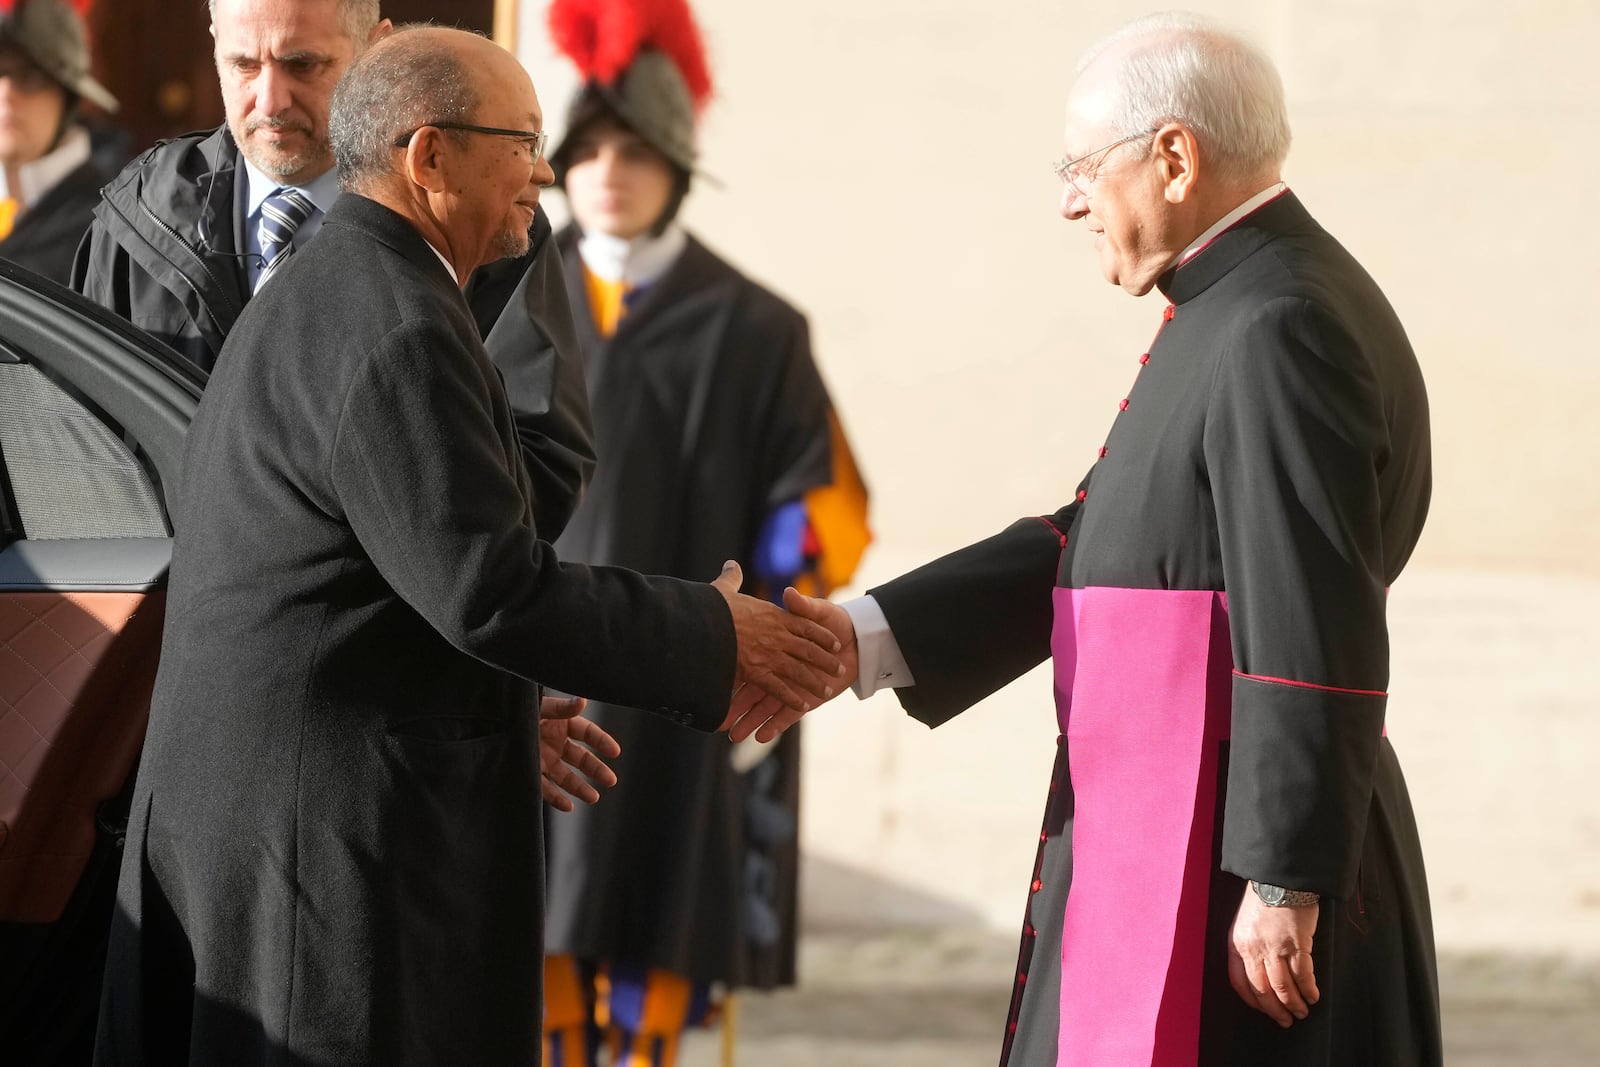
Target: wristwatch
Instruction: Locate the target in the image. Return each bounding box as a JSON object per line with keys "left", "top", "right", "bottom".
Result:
{"left": 1252, "top": 880, "right": 1320, "bottom": 907}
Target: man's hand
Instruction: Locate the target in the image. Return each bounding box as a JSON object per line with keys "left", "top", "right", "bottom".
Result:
{"left": 783, "top": 587, "right": 859, "bottom": 687}
{"left": 711, "top": 561, "right": 844, "bottom": 742}
{"left": 1227, "top": 883, "right": 1321, "bottom": 1027}
{"left": 725, "top": 586, "right": 859, "bottom": 743}
{"left": 538, "top": 693, "right": 620, "bottom": 812}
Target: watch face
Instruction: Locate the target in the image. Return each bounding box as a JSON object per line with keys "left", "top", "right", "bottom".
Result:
{"left": 1256, "top": 881, "right": 1287, "bottom": 905}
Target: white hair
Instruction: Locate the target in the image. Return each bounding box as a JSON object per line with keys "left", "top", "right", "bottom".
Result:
{"left": 1079, "top": 11, "right": 1291, "bottom": 182}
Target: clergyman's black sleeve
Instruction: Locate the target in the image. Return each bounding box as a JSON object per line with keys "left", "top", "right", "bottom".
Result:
{"left": 871, "top": 507, "right": 1073, "bottom": 728}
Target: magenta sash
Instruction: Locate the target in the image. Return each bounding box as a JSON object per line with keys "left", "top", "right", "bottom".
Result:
{"left": 1051, "top": 586, "right": 1233, "bottom": 1067}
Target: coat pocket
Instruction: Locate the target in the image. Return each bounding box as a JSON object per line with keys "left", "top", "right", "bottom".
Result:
{"left": 387, "top": 715, "right": 508, "bottom": 744}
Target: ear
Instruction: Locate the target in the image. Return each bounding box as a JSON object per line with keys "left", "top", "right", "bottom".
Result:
{"left": 1153, "top": 123, "right": 1200, "bottom": 204}
{"left": 401, "top": 126, "right": 452, "bottom": 195}
{"left": 369, "top": 19, "right": 394, "bottom": 46}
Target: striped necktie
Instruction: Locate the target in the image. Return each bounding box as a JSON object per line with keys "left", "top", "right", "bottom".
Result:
{"left": 257, "top": 187, "right": 315, "bottom": 289}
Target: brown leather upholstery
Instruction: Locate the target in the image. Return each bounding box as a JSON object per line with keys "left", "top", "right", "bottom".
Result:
{"left": 0, "top": 590, "right": 165, "bottom": 923}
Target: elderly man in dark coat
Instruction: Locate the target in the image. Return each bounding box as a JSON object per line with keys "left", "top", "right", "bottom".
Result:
{"left": 93, "top": 26, "right": 842, "bottom": 1067}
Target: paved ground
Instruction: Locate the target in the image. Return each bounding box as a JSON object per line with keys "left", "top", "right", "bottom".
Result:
{"left": 680, "top": 928, "right": 1600, "bottom": 1066}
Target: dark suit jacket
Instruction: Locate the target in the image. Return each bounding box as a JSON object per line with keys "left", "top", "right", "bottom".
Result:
{"left": 95, "top": 194, "right": 734, "bottom": 1066}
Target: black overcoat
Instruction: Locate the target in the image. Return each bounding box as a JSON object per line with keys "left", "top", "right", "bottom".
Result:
{"left": 94, "top": 195, "right": 736, "bottom": 1067}
{"left": 543, "top": 230, "right": 834, "bottom": 988}
{"left": 872, "top": 193, "right": 1441, "bottom": 1066}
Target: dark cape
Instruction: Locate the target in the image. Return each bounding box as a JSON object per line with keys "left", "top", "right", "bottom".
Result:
{"left": 542, "top": 229, "right": 834, "bottom": 988}
{"left": 70, "top": 125, "right": 595, "bottom": 540}
{"left": 0, "top": 155, "right": 106, "bottom": 286}
{"left": 93, "top": 195, "right": 736, "bottom": 1067}
{"left": 871, "top": 193, "right": 1441, "bottom": 1066}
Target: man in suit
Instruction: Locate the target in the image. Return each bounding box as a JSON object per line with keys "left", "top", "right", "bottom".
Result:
{"left": 781, "top": 12, "right": 1441, "bottom": 1066}
{"left": 93, "top": 25, "right": 843, "bottom": 1066}
{"left": 71, "top": 0, "right": 593, "bottom": 538}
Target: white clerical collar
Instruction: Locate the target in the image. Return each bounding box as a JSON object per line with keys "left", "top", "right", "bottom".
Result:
{"left": 240, "top": 155, "right": 342, "bottom": 220}
{"left": 424, "top": 241, "right": 460, "bottom": 285}
{"left": 577, "top": 223, "right": 687, "bottom": 288}
{"left": 1174, "top": 181, "right": 1289, "bottom": 268}
{"left": 2, "top": 126, "right": 92, "bottom": 208}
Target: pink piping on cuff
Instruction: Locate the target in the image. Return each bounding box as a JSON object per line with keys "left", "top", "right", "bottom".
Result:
{"left": 1232, "top": 670, "right": 1386, "bottom": 698}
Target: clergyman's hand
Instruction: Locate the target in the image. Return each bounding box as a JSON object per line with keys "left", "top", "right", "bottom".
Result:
{"left": 725, "top": 586, "right": 860, "bottom": 742}
{"left": 782, "top": 587, "right": 858, "bottom": 688}
{"left": 711, "top": 560, "right": 843, "bottom": 742}
{"left": 1226, "top": 883, "right": 1321, "bottom": 1027}
{"left": 538, "top": 693, "right": 621, "bottom": 812}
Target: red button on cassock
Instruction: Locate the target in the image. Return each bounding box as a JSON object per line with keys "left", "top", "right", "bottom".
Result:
{"left": 1163, "top": 304, "right": 1176, "bottom": 321}
{"left": 1076, "top": 489, "right": 1087, "bottom": 502}
{"left": 1139, "top": 352, "right": 1150, "bottom": 365}
{"left": 1098, "top": 446, "right": 1108, "bottom": 459}
{"left": 1118, "top": 398, "right": 1129, "bottom": 411}
{"left": 1031, "top": 879, "right": 1043, "bottom": 892}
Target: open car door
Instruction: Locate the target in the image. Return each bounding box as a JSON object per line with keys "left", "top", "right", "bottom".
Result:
{"left": 0, "top": 259, "right": 202, "bottom": 1062}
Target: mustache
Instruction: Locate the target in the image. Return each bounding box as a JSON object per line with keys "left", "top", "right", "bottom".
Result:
{"left": 245, "top": 117, "right": 314, "bottom": 136}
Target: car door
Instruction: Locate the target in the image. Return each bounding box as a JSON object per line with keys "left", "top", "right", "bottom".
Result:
{"left": 0, "top": 259, "right": 202, "bottom": 1060}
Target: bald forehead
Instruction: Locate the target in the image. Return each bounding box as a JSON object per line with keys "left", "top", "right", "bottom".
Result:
{"left": 1062, "top": 72, "right": 1120, "bottom": 155}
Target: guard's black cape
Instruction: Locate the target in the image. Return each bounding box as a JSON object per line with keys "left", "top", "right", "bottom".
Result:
{"left": 542, "top": 228, "right": 834, "bottom": 988}
{"left": 0, "top": 155, "right": 106, "bottom": 286}
{"left": 92, "top": 196, "right": 736, "bottom": 1066}
{"left": 872, "top": 193, "right": 1441, "bottom": 1066}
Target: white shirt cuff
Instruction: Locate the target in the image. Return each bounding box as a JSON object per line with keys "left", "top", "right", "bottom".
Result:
{"left": 843, "top": 594, "right": 916, "bottom": 698}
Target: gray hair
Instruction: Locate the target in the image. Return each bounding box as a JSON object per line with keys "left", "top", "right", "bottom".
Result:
{"left": 206, "top": 0, "right": 381, "bottom": 46}
{"left": 329, "top": 25, "right": 481, "bottom": 192}
{"left": 1079, "top": 11, "right": 1291, "bottom": 183}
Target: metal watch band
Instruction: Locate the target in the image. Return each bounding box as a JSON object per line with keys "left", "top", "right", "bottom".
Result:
{"left": 1253, "top": 881, "right": 1321, "bottom": 907}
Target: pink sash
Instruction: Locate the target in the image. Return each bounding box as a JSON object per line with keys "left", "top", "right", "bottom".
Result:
{"left": 1051, "top": 586, "right": 1233, "bottom": 1067}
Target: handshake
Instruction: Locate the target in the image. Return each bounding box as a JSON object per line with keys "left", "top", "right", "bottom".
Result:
{"left": 539, "top": 559, "right": 859, "bottom": 809}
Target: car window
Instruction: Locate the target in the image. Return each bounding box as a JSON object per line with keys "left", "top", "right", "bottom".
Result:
{"left": 0, "top": 360, "right": 169, "bottom": 542}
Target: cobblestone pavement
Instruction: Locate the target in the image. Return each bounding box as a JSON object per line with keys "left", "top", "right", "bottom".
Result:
{"left": 680, "top": 928, "right": 1600, "bottom": 1066}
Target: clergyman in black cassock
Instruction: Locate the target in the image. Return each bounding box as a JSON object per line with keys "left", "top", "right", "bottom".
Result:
{"left": 786, "top": 14, "right": 1442, "bottom": 1067}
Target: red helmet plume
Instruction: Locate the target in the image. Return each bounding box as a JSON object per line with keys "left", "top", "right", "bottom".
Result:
{"left": 548, "top": 0, "right": 713, "bottom": 112}
{"left": 0, "top": 1, "right": 97, "bottom": 14}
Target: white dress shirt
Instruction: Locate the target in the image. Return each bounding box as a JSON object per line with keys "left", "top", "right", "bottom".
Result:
{"left": 238, "top": 156, "right": 342, "bottom": 293}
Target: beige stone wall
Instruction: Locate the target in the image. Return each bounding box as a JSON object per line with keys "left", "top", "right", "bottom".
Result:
{"left": 516, "top": 3, "right": 1600, "bottom": 949}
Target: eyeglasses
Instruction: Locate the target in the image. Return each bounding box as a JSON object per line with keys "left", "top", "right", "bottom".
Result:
{"left": 1052, "top": 129, "right": 1156, "bottom": 197}
{"left": 0, "top": 60, "right": 55, "bottom": 96}
{"left": 392, "top": 122, "right": 550, "bottom": 163}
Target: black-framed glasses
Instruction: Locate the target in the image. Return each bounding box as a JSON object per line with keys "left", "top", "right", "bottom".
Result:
{"left": 392, "top": 122, "right": 550, "bottom": 163}
{"left": 1052, "top": 129, "right": 1157, "bottom": 197}
{"left": 0, "top": 59, "right": 55, "bottom": 95}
